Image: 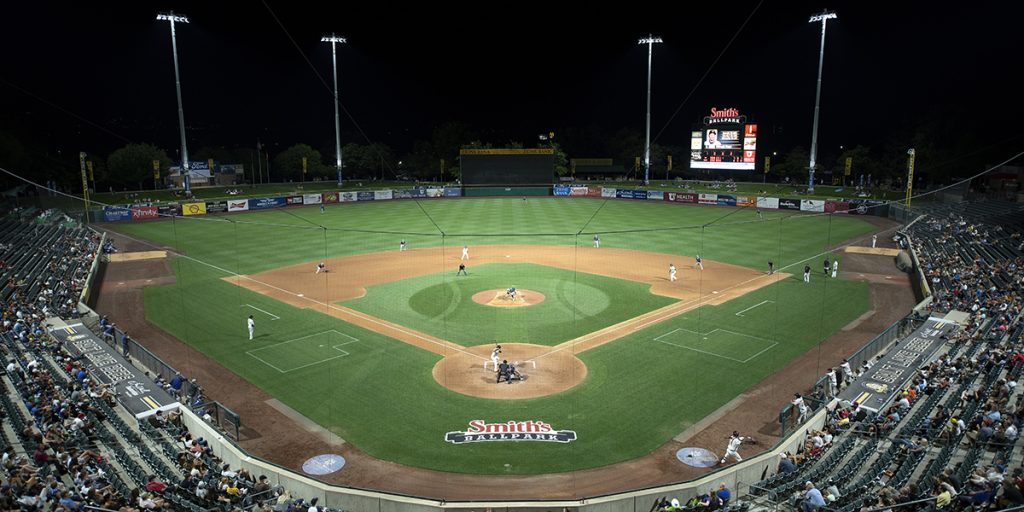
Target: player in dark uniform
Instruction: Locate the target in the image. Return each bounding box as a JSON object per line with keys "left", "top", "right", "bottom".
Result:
{"left": 768, "top": 261, "right": 774, "bottom": 275}
{"left": 497, "top": 360, "right": 510, "bottom": 383}
{"left": 457, "top": 263, "right": 468, "bottom": 276}
{"left": 823, "top": 258, "right": 830, "bottom": 276}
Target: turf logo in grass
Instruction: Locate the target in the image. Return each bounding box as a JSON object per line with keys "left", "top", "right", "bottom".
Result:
{"left": 444, "top": 420, "right": 577, "bottom": 444}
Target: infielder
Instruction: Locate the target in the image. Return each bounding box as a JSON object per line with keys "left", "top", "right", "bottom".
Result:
{"left": 490, "top": 344, "right": 502, "bottom": 372}
{"left": 720, "top": 431, "right": 748, "bottom": 464}
{"left": 803, "top": 265, "right": 811, "bottom": 283}
{"left": 694, "top": 255, "right": 704, "bottom": 270}
{"left": 593, "top": 234, "right": 600, "bottom": 248}
{"left": 315, "top": 262, "right": 326, "bottom": 274}
{"left": 669, "top": 263, "right": 677, "bottom": 282}
{"left": 831, "top": 260, "right": 838, "bottom": 278}
{"left": 247, "top": 315, "right": 255, "bottom": 341}
{"left": 461, "top": 245, "right": 469, "bottom": 260}
{"left": 768, "top": 261, "right": 774, "bottom": 275}
{"left": 506, "top": 287, "right": 517, "bottom": 299}
{"left": 823, "top": 258, "right": 830, "bottom": 276}
{"left": 399, "top": 239, "right": 406, "bottom": 251}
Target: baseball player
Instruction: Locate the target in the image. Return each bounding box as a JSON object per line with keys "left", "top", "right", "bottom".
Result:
{"left": 315, "top": 262, "right": 326, "bottom": 274}
{"left": 399, "top": 239, "right": 406, "bottom": 251}
{"left": 823, "top": 258, "right": 830, "bottom": 276}
{"left": 831, "top": 260, "right": 838, "bottom": 278}
{"left": 840, "top": 358, "right": 853, "bottom": 387}
{"left": 461, "top": 245, "right": 469, "bottom": 260}
{"left": 320, "top": 203, "right": 325, "bottom": 214}
{"left": 247, "top": 315, "right": 255, "bottom": 341}
{"left": 768, "top": 261, "right": 774, "bottom": 275}
{"left": 803, "top": 265, "right": 811, "bottom": 283}
{"left": 457, "top": 263, "right": 468, "bottom": 276}
{"left": 593, "top": 234, "right": 600, "bottom": 248}
{"left": 720, "top": 431, "right": 748, "bottom": 464}
{"left": 490, "top": 344, "right": 502, "bottom": 372}
{"left": 506, "top": 287, "right": 517, "bottom": 299}
{"left": 756, "top": 209, "right": 763, "bottom": 220}
{"left": 793, "top": 394, "right": 809, "bottom": 424}
{"left": 872, "top": 234, "right": 877, "bottom": 248}
{"left": 669, "top": 263, "right": 677, "bottom": 282}
{"left": 694, "top": 255, "right": 704, "bottom": 270}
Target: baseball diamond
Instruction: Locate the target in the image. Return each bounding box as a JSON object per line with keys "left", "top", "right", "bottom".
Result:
{"left": 95, "top": 196, "right": 901, "bottom": 497}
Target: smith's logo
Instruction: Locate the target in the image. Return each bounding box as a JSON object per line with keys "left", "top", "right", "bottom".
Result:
{"left": 445, "top": 420, "right": 577, "bottom": 444}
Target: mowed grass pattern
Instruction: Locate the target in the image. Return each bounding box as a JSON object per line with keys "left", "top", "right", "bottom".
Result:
{"left": 344, "top": 263, "right": 676, "bottom": 346}
{"left": 117, "top": 198, "right": 876, "bottom": 474}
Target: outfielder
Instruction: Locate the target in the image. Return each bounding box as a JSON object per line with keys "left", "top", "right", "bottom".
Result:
{"left": 593, "top": 234, "right": 600, "bottom": 248}
{"left": 803, "top": 265, "right": 811, "bottom": 283}
{"left": 720, "top": 431, "right": 748, "bottom": 464}
{"left": 831, "top": 260, "right": 838, "bottom": 278}
{"left": 669, "top": 263, "right": 677, "bottom": 282}
{"left": 461, "top": 245, "right": 469, "bottom": 260}
{"left": 490, "top": 344, "right": 502, "bottom": 372}
{"left": 399, "top": 239, "right": 406, "bottom": 251}
{"left": 247, "top": 315, "right": 255, "bottom": 341}
{"left": 694, "top": 255, "right": 704, "bottom": 270}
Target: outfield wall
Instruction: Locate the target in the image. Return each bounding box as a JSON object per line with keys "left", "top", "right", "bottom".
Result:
{"left": 98, "top": 185, "right": 892, "bottom": 223}
{"left": 179, "top": 405, "right": 826, "bottom": 511}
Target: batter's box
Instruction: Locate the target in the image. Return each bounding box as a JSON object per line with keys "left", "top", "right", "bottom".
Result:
{"left": 652, "top": 328, "right": 777, "bottom": 363}
{"left": 247, "top": 330, "right": 359, "bottom": 373}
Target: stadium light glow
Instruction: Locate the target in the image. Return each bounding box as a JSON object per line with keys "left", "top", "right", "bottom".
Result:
{"left": 806, "top": 10, "right": 837, "bottom": 194}
{"left": 157, "top": 11, "right": 192, "bottom": 193}
{"left": 638, "top": 35, "right": 662, "bottom": 186}
{"left": 322, "top": 34, "right": 347, "bottom": 185}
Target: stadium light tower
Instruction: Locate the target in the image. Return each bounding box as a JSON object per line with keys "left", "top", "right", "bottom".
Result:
{"left": 322, "top": 34, "right": 347, "bottom": 186}
{"left": 638, "top": 35, "right": 662, "bottom": 186}
{"left": 806, "top": 10, "right": 837, "bottom": 194}
{"left": 156, "top": 11, "right": 192, "bottom": 193}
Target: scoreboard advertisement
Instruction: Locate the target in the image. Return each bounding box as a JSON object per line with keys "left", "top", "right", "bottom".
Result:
{"left": 689, "top": 107, "right": 757, "bottom": 170}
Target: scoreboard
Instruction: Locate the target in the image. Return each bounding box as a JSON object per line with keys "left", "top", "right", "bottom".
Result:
{"left": 689, "top": 107, "right": 757, "bottom": 171}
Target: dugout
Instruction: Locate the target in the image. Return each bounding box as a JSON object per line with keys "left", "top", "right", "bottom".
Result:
{"left": 460, "top": 148, "right": 554, "bottom": 196}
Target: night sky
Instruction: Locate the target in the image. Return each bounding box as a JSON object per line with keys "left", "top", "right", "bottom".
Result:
{"left": 2, "top": 1, "right": 1022, "bottom": 170}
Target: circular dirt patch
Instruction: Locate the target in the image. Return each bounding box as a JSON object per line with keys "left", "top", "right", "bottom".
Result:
{"left": 471, "top": 288, "right": 545, "bottom": 307}
{"left": 432, "top": 343, "right": 586, "bottom": 399}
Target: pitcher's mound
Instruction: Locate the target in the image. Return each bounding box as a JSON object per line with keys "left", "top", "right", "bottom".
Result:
{"left": 471, "top": 289, "right": 545, "bottom": 307}
{"left": 432, "top": 343, "right": 586, "bottom": 399}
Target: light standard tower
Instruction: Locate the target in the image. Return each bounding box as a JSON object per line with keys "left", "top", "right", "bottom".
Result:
{"left": 322, "top": 34, "right": 347, "bottom": 186}
{"left": 806, "top": 10, "right": 837, "bottom": 194}
{"left": 638, "top": 35, "right": 662, "bottom": 186}
{"left": 156, "top": 12, "right": 192, "bottom": 193}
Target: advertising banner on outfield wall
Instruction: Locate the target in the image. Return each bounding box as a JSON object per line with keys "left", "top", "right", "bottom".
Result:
{"left": 717, "top": 194, "right": 737, "bottom": 206}
{"left": 778, "top": 199, "right": 800, "bottom": 210}
{"left": 800, "top": 199, "right": 825, "bottom": 212}
{"left": 665, "top": 192, "right": 698, "bottom": 203}
{"left": 838, "top": 317, "right": 958, "bottom": 412}
{"left": 339, "top": 192, "right": 358, "bottom": 202}
{"left": 303, "top": 194, "right": 323, "bottom": 204}
{"left": 157, "top": 204, "right": 181, "bottom": 217}
{"left": 601, "top": 187, "right": 616, "bottom": 198}
{"left": 553, "top": 185, "right": 571, "bottom": 196}
{"left": 205, "top": 201, "right": 228, "bottom": 213}
{"left": 227, "top": 199, "right": 249, "bottom": 212}
{"left": 736, "top": 196, "right": 755, "bottom": 207}
{"left": 103, "top": 206, "right": 131, "bottom": 222}
{"left": 571, "top": 186, "right": 589, "bottom": 196}
{"left": 376, "top": 189, "right": 395, "bottom": 200}
{"left": 182, "top": 202, "right": 207, "bottom": 216}
{"left": 616, "top": 189, "right": 646, "bottom": 199}
{"left": 131, "top": 206, "right": 158, "bottom": 220}
{"left": 647, "top": 190, "right": 664, "bottom": 200}
{"left": 587, "top": 186, "right": 602, "bottom": 197}
{"left": 249, "top": 197, "right": 286, "bottom": 209}
{"left": 699, "top": 193, "right": 718, "bottom": 205}
{"left": 443, "top": 187, "right": 461, "bottom": 197}
{"left": 426, "top": 188, "right": 444, "bottom": 198}
{"left": 757, "top": 197, "right": 779, "bottom": 209}
{"left": 825, "top": 201, "right": 850, "bottom": 213}
{"left": 395, "top": 188, "right": 427, "bottom": 199}
{"left": 321, "top": 192, "right": 339, "bottom": 203}
{"left": 357, "top": 191, "right": 374, "bottom": 201}
{"left": 286, "top": 195, "right": 303, "bottom": 205}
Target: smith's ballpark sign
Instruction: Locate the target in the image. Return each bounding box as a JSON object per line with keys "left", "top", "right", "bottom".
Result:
{"left": 445, "top": 420, "right": 577, "bottom": 444}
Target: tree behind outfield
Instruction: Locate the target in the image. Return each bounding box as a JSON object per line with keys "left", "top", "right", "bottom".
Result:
{"left": 106, "top": 143, "right": 172, "bottom": 189}
{"left": 271, "top": 144, "right": 326, "bottom": 181}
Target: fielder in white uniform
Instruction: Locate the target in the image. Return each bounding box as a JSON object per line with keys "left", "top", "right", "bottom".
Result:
{"left": 721, "top": 431, "right": 747, "bottom": 464}
{"left": 831, "top": 260, "right": 838, "bottom": 278}
{"left": 593, "top": 235, "right": 600, "bottom": 248}
{"left": 490, "top": 344, "right": 502, "bottom": 372}
{"left": 461, "top": 245, "right": 469, "bottom": 260}
{"left": 694, "top": 255, "right": 704, "bottom": 270}
{"left": 315, "top": 262, "right": 325, "bottom": 274}
{"left": 400, "top": 239, "right": 406, "bottom": 251}
{"left": 669, "top": 264, "right": 677, "bottom": 282}
{"left": 872, "top": 234, "right": 877, "bottom": 248}
{"left": 247, "top": 315, "right": 255, "bottom": 341}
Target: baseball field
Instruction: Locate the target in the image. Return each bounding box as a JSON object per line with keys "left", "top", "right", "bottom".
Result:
{"left": 110, "top": 197, "right": 874, "bottom": 474}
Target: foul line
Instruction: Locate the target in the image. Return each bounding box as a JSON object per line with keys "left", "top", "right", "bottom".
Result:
{"left": 241, "top": 304, "right": 281, "bottom": 320}
{"left": 735, "top": 300, "right": 773, "bottom": 317}
{"left": 247, "top": 329, "right": 359, "bottom": 373}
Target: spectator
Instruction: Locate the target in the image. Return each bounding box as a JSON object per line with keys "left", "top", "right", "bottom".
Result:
{"left": 800, "top": 481, "right": 826, "bottom": 512}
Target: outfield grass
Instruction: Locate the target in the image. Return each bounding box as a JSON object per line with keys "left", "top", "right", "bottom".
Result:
{"left": 344, "top": 263, "right": 676, "bottom": 346}
{"left": 119, "top": 198, "right": 879, "bottom": 474}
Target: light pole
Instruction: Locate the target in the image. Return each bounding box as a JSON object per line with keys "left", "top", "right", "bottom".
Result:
{"left": 322, "top": 34, "right": 347, "bottom": 186}
{"left": 156, "top": 11, "right": 192, "bottom": 194}
{"left": 806, "top": 10, "right": 837, "bottom": 194}
{"left": 638, "top": 35, "right": 662, "bottom": 186}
